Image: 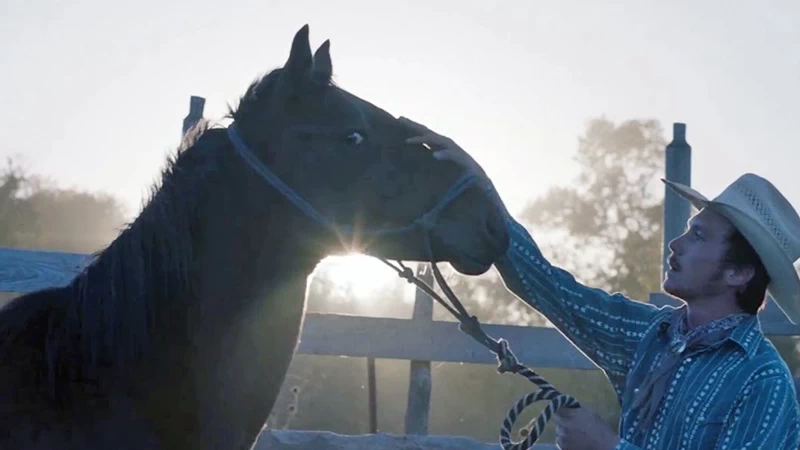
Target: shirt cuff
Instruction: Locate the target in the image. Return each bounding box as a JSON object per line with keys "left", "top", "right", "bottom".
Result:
{"left": 613, "top": 438, "right": 642, "bottom": 450}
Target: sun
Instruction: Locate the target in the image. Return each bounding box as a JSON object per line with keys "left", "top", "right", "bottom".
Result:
{"left": 317, "top": 253, "right": 400, "bottom": 303}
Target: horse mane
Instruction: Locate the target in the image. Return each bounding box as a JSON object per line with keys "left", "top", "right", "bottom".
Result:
{"left": 69, "top": 121, "right": 221, "bottom": 367}
{"left": 0, "top": 65, "right": 333, "bottom": 398}
{"left": 0, "top": 120, "right": 224, "bottom": 395}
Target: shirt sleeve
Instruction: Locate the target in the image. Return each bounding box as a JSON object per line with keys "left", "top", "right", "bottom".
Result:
{"left": 714, "top": 371, "right": 800, "bottom": 450}
{"left": 614, "top": 440, "right": 643, "bottom": 450}
{"left": 492, "top": 213, "right": 664, "bottom": 394}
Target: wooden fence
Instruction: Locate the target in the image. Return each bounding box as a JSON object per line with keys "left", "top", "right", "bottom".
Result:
{"left": 2, "top": 97, "right": 798, "bottom": 449}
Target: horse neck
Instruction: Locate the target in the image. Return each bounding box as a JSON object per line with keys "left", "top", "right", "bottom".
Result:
{"left": 60, "top": 131, "right": 326, "bottom": 378}
{"left": 182, "top": 209, "right": 324, "bottom": 339}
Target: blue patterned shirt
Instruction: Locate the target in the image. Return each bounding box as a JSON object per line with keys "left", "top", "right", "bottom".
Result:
{"left": 493, "top": 215, "right": 800, "bottom": 449}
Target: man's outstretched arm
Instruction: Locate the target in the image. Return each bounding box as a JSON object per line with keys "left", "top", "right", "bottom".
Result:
{"left": 493, "top": 214, "right": 664, "bottom": 393}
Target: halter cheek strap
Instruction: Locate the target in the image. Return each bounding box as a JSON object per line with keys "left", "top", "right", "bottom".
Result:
{"left": 226, "top": 122, "right": 477, "bottom": 238}
{"left": 226, "top": 123, "right": 579, "bottom": 450}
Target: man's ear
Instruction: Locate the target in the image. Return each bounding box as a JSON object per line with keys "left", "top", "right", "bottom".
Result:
{"left": 727, "top": 264, "right": 755, "bottom": 289}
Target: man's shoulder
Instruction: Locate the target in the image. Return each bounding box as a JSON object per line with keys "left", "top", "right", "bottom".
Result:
{"left": 736, "top": 336, "right": 796, "bottom": 387}
{"left": 638, "top": 304, "right": 679, "bottom": 332}
{"left": 753, "top": 336, "right": 794, "bottom": 369}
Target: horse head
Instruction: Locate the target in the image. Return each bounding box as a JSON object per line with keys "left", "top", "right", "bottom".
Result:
{"left": 222, "top": 25, "right": 509, "bottom": 275}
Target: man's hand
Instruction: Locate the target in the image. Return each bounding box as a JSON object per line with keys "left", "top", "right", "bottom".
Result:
{"left": 398, "top": 116, "right": 488, "bottom": 179}
{"left": 554, "top": 406, "right": 620, "bottom": 450}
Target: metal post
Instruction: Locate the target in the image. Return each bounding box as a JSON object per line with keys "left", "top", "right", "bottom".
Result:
{"left": 662, "top": 123, "right": 692, "bottom": 283}
{"left": 182, "top": 96, "right": 206, "bottom": 136}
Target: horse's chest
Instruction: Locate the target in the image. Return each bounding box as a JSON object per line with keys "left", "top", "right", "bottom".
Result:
{"left": 142, "top": 282, "right": 308, "bottom": 450}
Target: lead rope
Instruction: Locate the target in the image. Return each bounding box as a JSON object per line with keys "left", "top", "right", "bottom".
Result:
{"left": 379, "top": 245, "right": 580, "bottom": 450}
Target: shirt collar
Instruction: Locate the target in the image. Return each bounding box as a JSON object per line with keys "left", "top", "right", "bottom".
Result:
{"left": 656, "top": 306, "right": 762, "bottom": 359}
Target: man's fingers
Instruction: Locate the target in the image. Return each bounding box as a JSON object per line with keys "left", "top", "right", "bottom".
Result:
{"left": 432, "top": 150, "right": 450, "bottom": 160}
{"left": 399, "top": 118, "right": 459, "bottom": 151}
{"left": 404, "top": 146, "right": 459, "bottom": 162}
{"left": 397, "top": 116, "right": 431, "bottom": 133}
{"left": 554, "top": 411, "right": 565, "bottom": 426}
{"left": 404, "top": 135, "right": 431, "bottom": 145}
{"left": 405, "top": 134, "right": 452, "bottom": 149}
{"left": 555, "top": 406, "right": 579, "bottom": 420}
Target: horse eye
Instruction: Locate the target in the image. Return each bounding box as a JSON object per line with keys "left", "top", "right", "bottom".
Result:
{"left": 345, "top": 131, "right": 364, "bottom": 146}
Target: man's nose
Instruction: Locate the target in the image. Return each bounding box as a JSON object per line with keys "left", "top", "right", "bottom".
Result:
{"left": 668, "top": 236, "right": 681, "bottom": 254}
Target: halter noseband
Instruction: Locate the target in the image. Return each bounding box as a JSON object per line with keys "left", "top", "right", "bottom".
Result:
{"left": 226, "top": 123, "right": 579, "bottom": 450}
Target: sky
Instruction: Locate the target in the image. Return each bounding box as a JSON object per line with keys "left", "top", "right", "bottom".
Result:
{"left": 1, "top": 0, "right": 798, "bottom": 222}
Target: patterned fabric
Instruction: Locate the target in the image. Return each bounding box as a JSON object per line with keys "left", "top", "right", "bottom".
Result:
{"left": 493, "top": 215, "right": 800, "bottom": 450}
{"left": 630, "top": 308, "right": 751, "bottom": 437}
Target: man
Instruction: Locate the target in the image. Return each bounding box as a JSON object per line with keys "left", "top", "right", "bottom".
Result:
{"left": 400, "top": 117, "right": 800, "bottom": 449}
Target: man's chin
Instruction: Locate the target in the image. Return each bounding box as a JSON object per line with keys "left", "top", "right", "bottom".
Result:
{"left": 662, "top": 280, "right": 689, "bottom": 303}
{"left": 662, "top": 277, "right": 679, "bottom": 297}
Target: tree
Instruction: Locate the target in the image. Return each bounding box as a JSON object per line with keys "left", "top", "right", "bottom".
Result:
{"left": 0, "top": 158, "right": 128, "bottom": 254}
{"left": 519, "top": 117, "right": 667, "bottom": 301}
{"left": 0, "top": 158, "right": 39, "bottom": 248}
{"left": 24, "top": 183, "right": 127, "bottom": 253}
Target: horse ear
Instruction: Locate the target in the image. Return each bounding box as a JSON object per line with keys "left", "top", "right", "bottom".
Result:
{"left": 311, "top": 40, "right": 332, "bottom": 85}
{"left": 284, "top": 25, "right": 313, "bottom": 84}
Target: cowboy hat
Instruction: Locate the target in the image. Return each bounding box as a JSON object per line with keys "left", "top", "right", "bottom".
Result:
{"left": 662, "top": 173, "right": 800, "bottom": 324}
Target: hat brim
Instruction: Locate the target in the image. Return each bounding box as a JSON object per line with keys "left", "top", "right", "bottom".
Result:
{"left": 662, "top": 178, "right": 709, "bottom": 211}
{"left": 662, "top": 178, "right": 800, "bottom": 324}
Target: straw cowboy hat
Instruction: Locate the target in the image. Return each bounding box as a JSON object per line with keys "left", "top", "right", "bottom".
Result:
{"left": 663, "top": 173, "right": 800, "bottom": 324}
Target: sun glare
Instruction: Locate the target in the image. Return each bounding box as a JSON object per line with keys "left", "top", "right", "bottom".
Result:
{"left": 318, "top": 254, "right": 400, "bottom": 303}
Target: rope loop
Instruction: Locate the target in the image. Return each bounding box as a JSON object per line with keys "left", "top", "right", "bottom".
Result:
{"left": 495, "top": 341, "right": 581, "bottom": 450}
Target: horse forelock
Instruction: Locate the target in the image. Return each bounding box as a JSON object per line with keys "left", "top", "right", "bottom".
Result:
{"left": 227, "top": 64, "right": 337, "bottom": 124}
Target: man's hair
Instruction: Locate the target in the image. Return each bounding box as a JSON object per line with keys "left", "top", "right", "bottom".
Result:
{"left": 723, "top": 228, "right": 770, "bottom": 314}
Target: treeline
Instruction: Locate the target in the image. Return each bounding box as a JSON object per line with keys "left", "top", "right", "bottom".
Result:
{"left": 0, "top": 158, "right": 128, "bottom": 254}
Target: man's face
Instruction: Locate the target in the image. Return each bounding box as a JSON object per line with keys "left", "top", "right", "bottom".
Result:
{"left": 663, "top": 209, "right": 735, "bottom": 302}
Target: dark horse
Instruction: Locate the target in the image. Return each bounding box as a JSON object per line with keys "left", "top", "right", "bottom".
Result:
{"left": 0, "top": 25, "right": 508, "bottom": 450}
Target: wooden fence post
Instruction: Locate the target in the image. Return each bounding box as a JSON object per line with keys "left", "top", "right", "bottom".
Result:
{"left": 183, "top": 95, "right": 206, "bottom": 136}
{"left": 367, "top": 357, "right": 377, "bottom": 433}
{"left": 404, "top": 263, "right": 434, "bottom": 435}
